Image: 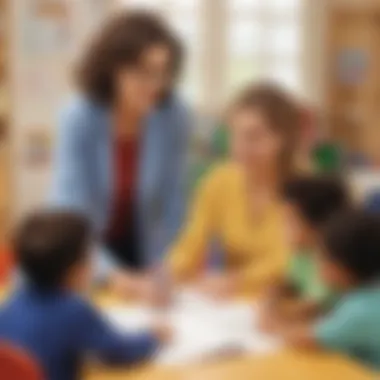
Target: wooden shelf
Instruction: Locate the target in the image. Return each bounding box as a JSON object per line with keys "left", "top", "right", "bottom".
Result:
{"left": 326, "top": 4, "right": 380, "bottom": 161}
{"left": 0, "top": 0, "right": 10, "bottom": 245}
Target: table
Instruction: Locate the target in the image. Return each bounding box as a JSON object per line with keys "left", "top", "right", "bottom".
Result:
{"left": 87, "top": 350, "right": 374, "bottom": 380}
{"left": 87, "top": 293, "right": 376, "bottom": 380}
{"left": 0, "top": 289, "right": 375, "bottom": 380}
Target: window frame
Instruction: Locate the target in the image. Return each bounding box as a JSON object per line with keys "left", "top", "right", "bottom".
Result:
{"left": 118, "top": 0, "right": 310, "bottom": 111}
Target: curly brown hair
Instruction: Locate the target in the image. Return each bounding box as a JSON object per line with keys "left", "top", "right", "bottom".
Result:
{"left": 77, "top": 11, "right": 183, "bottom": 105}
{"left": 230, "top": 82, "right": 302, "bottom": 176}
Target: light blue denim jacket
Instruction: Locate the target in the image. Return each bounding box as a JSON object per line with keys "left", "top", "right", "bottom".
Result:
{"left": 49, "top": 95, "right": 192, "bottom": 280}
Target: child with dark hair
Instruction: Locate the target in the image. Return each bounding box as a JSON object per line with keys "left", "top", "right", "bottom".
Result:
{"left": 278, "top": 210, "right": 380, "bottom": 369}
{"left": 0, "top": 211, "right": 170, "bottom": 380}
{"left": 260, "top": 175, "right": 350, "bottom": 326}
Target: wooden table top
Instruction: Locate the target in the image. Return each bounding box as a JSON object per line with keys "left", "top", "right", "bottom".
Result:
{"left": 87, "top": 350, "right": 374, "bottom": 380}
{"left": 88, "top": 292, "right": 375, "bottom": 380}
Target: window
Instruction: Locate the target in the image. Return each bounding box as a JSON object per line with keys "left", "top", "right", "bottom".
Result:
{"left": 118, "top": 0, "right": 303, "bottom": 108}
{"left": 227, "top": 0, "right": 302, "bottom": 96}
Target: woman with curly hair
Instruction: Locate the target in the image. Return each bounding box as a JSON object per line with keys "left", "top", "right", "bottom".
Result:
{"left": 50, "top": 11, "right": 192, "bottom": 296}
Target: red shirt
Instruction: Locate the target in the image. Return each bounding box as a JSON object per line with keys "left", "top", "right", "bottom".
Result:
{"left": 105, "top": 138, "right": 139, "bottom": 241}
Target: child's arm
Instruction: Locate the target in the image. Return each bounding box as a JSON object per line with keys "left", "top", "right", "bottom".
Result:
{"left": 261, "top": 279, "right": 298, "bottom": 314}
{"left": 281, "top": 299, "right": 322, "bottom": 322}
{"left": 277, "top": 305, "right": 361, "bottom": 353}
{"left": 264, "top": 279, "right": 299, "bottom": 305}
{"left": 77, "top": 303, "right": 169, "bottom": 365}
{"left": 277, "top": 323, "right": 320, "bottom": 349}
{"left": 258, "top": 279, "right": 300, "bottom": 332}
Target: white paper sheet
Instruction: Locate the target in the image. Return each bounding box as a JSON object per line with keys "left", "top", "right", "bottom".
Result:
{"left": 105, "top": 289, "right": 281, "bottom": 365}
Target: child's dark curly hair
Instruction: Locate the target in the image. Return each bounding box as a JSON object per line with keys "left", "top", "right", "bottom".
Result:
{"left": 322, "top": 210, "right": 380, "bottom": 283}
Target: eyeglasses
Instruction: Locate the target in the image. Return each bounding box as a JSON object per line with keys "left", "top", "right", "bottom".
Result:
{"left": 129, "top": 66, "right": 172, "bottom": 86}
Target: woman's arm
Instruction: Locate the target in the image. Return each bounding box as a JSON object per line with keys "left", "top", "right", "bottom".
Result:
{"left": 167, "top": 167, "right": 220, "bottom": 282}
{"left": 158, "top": 102, "right": 193, "bottom": 261}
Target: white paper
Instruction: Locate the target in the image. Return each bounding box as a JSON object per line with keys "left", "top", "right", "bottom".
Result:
{"left": 105, "top": 289, "right": 281, "bottom": 365}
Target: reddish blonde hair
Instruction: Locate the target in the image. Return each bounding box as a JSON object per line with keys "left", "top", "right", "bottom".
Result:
{"left": 229, "top": 82, "right": 302, "bottom": 176}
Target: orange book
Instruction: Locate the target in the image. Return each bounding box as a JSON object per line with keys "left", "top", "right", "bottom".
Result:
{"left": 0, "top": 246, "right": 13, "bottom": 284}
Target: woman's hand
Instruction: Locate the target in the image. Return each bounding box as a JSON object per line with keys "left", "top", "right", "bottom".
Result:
{"left": 111, "top": 270, "right": 173, "bottom": 308}
{"left": 195, "top": 272, "right": 238, "bottom": 300}
{"left": 150, "top": 321, "right": 174, "bottom": 345}
{"left": 111, "top": 271, "right": 151, "bottom": 299}
{"left": 257, "top": 302, "right": 281, "bottom": 333}
{"left": 111, "top": 271, "right": 137, "bottom": 297}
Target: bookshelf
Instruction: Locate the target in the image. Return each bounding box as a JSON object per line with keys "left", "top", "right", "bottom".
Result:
{"left": 0, "top": 0, "right": 10, "bottom": 245}
{"left": 326, "top": 1, "right": 380, "bottom": 163}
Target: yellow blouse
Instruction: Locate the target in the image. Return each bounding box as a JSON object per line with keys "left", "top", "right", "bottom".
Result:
{"left": 168, "top": 162, "right": 290, "bottom": 293}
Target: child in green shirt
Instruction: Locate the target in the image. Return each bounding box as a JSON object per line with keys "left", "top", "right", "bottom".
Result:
{"left": 261, "top": 175, "right": 349, "bottom": 325}
{"left": 278, "top": 210, "right": 380, "bottom": 370}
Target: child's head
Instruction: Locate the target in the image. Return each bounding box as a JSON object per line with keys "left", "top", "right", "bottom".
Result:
{"left": 14, "top": 211, "right": 91, "bottom": 291}
{"left": 228, "top": 81, "right": 301, "bottom": 177}
{"left": 320, "top": 210, "right": 380, "bottom": 291}
{"left": 282, "top": 175, "right": 349, "bottom": 249}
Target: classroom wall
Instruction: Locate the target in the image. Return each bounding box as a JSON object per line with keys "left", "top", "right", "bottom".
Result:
{"left": 303, "top": 0, "right": 328, "bottom": 109}
{"left": 9, "top": 0, "right": 111, "bottom": 220}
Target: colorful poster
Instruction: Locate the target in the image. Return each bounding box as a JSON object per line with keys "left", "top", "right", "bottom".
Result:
{"left": 22, "top": 0, "right": 72, "bottom": 55}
